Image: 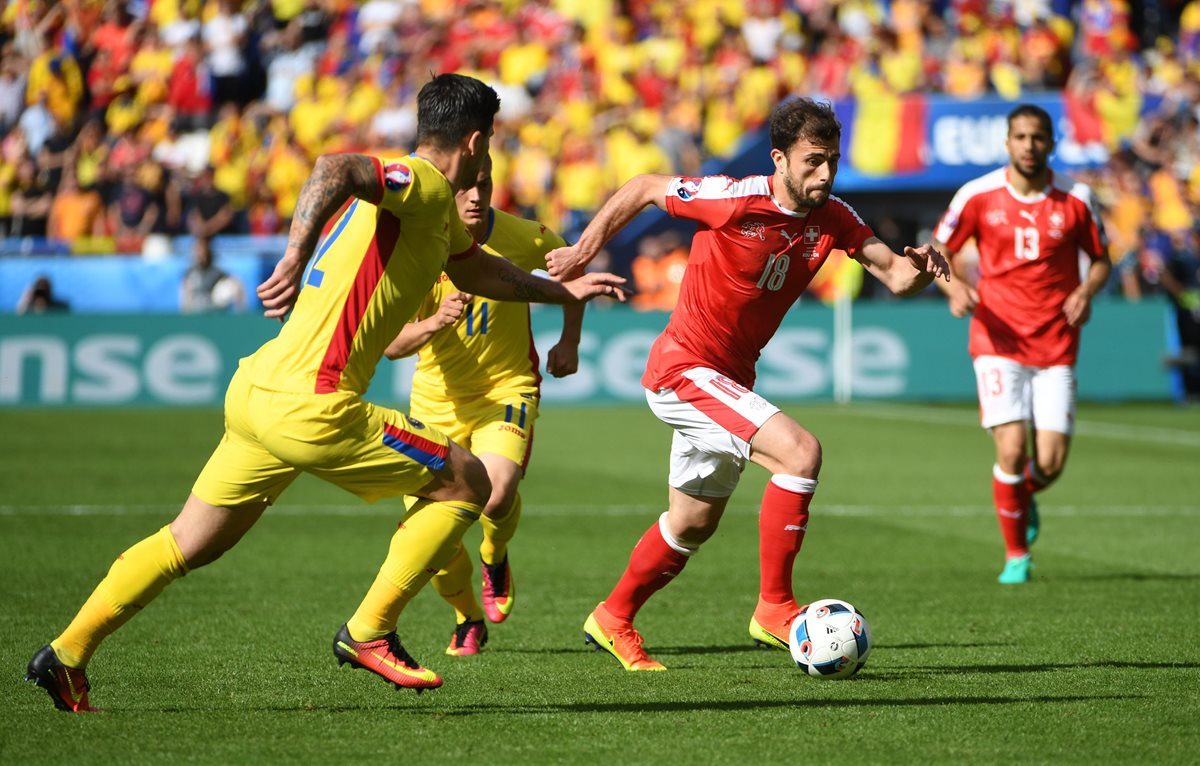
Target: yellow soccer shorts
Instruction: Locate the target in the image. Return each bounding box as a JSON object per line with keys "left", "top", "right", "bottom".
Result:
{"left": 192, "top": 367, "right": 452, "bottom": 507}
{"left": 409, "top": 392, "right": 539, "bottom": 473}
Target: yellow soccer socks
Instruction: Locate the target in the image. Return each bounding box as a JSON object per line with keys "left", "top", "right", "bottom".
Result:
{"left": 346, "top": 499, "right": 481, "bottom": 641}
{"left": 431, "top": 544, "right": 484, "bottom": 623}
{"left": 52, "top": 525, "right": 189, "bottom": 668}
{"left": 479, "top": 493, "right": 521, "bottom": 566}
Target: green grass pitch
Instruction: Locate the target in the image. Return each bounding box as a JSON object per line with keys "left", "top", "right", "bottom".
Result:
{"left": 2, "top": 402, "right": 1198, "bottom": 764}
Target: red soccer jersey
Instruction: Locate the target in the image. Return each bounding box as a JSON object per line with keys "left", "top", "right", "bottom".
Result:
{"left": 935, "top": 168, "right": 1107, "bottom": 367}
{"left": 642, "top": 175, "right": 874, "bottom": 390}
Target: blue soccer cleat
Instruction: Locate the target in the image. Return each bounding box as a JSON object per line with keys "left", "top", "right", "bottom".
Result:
{"left": 1026, "top": 495, "right": 1040, "bottom": 546}
{"left": 997, "top": 554, "right": 1034, "bottom": 584}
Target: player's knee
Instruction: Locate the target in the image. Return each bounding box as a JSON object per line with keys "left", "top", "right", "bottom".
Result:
{"left": 1037, "top": 456, "right": 1066, "bottom": 482}
{"left": 483, "top": 482, "right": 519, "bottom": 518}
{"left": 780, "top": 430, "right": 822, "bottom": 477}
{"left": 460, "top": 455, "right": 493, "bottom": 507}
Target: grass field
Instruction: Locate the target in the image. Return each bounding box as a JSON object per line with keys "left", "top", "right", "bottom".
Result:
{"left": 2, "top": 402, "right": 1199, "bottom": 765}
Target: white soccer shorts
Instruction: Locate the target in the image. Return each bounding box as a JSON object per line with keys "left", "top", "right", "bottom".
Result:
{"left": 973, "top": 355, "right": 1076, "bottom": 435}
{"left": 645, "top": 367, "right": 781, "bottom": 498}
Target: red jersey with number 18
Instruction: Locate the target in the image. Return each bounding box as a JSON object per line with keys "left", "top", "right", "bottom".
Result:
{"left": 642, "top": 175, "right": 874, "bottom": 391}
{"left": 935, "top": 168, "right": 1106, "bottom": 367}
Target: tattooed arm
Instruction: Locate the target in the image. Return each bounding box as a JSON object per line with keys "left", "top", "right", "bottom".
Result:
{"left": 445, "top": 251, "right": 629, "bottom": 305}
{"left": 257, "top": 154, "right": 381, "bottom": 319}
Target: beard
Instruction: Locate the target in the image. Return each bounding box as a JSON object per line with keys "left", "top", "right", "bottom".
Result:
{"left": 1012, "top": 157, "right": 1047, "bottom": 179}
{"left": 784, "top": 174, "right": 828, "bottom": 210}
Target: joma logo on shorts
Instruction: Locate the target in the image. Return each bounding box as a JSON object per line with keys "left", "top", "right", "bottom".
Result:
{"left": 499, "top": 425, "right": 526, "bottom": 437}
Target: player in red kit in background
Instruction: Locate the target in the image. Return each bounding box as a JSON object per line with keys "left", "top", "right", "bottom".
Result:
{"left": 935, "top": 104, "right": 1110, "bottom": 585}
{"left": 547, "top": 97, "right": 950, "bottom": 671}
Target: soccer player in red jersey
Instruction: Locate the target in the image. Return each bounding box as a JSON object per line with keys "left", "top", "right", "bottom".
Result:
{"left": 934, "top": 104, "right": 1110, "bottom": 584}
{"left": 547, "top": 97, "right": 950, "bottom": 670}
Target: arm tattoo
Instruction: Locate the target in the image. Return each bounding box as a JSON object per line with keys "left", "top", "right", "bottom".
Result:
{"left": 285, "top": 154, "right": 380, "bottom": 258}
{"left": 498, "top": 267, "right": 554, "bottom": 303}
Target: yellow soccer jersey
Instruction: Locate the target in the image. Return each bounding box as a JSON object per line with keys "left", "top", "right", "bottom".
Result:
{"left": 409, "top": 208, "right": 567, "bottom": 407}
{"left": 245, "top": 155, "right": 477, "bottom": 395}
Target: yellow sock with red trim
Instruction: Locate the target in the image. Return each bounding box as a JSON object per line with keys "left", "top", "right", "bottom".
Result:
{"left": 52, "top": 525, "right": 189, "bottom": 668}
{"left": 432, "top": 543, "right": 483, "bottom": 623}
{"left": 347, "top": 499, "right": 481, "bottom": 641}
{"left": 479, "top": 493, "right": 521, "bottom": 566}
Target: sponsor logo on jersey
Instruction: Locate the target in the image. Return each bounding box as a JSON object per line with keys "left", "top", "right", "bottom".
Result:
{"left": 985, "top": 209, "right": 1009, "bottom": 226}
{"left": 384, "top": 162, "right": 413, "bottom": 191}
{"left": 675, "top": 177, "right": 703, "bottom": 201}
{"left": 740, "top": 221, "right": 767, "bottom": 241}
{"left": 1018, "top": 210, "right": 1038, "bottom": 224}
{"left": 407, "top": 417, "right": 426, "bottom": 429}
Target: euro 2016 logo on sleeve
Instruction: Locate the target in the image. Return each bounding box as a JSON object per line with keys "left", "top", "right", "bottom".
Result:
{"left": 675, "top": 178, "right": 703, "bottom": 201}
{"left": 384, "top": 163, "right": 412, "bottom": 191}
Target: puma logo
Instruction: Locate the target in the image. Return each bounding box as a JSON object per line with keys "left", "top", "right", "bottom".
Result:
{"left": 1018, "top": 210, "right": 1037, "bottom": 224}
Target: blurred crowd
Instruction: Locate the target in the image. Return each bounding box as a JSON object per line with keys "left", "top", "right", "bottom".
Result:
{"left": 0, "top": 0, "right": 1198, "bottom": 317}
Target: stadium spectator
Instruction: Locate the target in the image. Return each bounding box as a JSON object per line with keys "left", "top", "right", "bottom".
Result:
{"left": 546, "top": 97, "right": 948, "bottom": 672}
{"left": 203, "top": 0, "right": 250, "bottom": 109}
{"left": 180, "top": 235, "right": 245, "bottom": 314}
{"left": 934, "top": 104, "right": 1110, "bottom": 585}
{"left": 167, "top": 37, "right": 213, "bottom": 132}
{"left": 629, "top": 231, "right": 688, "bottom": 312}
{"left": 16, "top": 274, "right": 69, "bottom": 314}
{"left": 47, "top": 171, "right": 104, "bottom": 241}
{"left": 9, "top": 156, "right": 52, "bottom": 238}
{"left": 0, "top": 48, "right": 27, "bottom": 133}
{"left": 185, "top": 167, "right": 236, "bottom": 238}
{"left": 108, "top": 165, "right": 161, "bottom": 248}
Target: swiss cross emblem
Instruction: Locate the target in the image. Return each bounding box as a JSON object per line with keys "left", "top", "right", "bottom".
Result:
{"left": 804, "top": 226, "right": 821, "bottom": 245}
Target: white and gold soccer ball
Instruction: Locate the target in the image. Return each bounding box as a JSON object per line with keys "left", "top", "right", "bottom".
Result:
{"left": 789, "top": 598, "right": 871, "bottom": 679}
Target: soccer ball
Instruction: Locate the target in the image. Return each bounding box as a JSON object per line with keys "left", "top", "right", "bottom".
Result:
{"left": 789, "top": 598, "right": 871, "bottom": 679}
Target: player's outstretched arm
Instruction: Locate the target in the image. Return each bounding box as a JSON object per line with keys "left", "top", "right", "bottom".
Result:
{"left": 546, "top": 303, "right": 584, "bottom": 377}
{"left": 258, "top": 154, "right": 382, "bottom": 319}
{"left": 447, "top": 251, "right": 628, "bottom": 305}
{"left": 931, "top": 242, "right": 979, "bottom": 318}
{"left": 856, "top": 238, "right": 950, "bottom": 297}
{"left": 546, "top": 174, "right": 673, "bottom": 278}
{"left": 384, "top": 291, "right": 472, "bottom": 360}
{"left": 1063, "top": 255, "right": 1112, "bottom": 327}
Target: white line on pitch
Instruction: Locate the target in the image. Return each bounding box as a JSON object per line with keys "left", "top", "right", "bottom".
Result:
{"left": 837, "top": 404, "right": 1200, "bottom": 448}
{"left": 2, "top": 504, "right": 1197, "bottom": 518}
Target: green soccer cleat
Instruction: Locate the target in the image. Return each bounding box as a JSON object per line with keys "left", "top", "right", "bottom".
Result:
{"left": 1026, "top": 495, "right": 1040, "bottom": 546}
{"left": 583, "top": 602, "right": 665, "bottom": 671}
{"left": 748, "top": 601, "right": 800, "bottom": 652}
{"left": 997, "top": 554, "right": 1034, "bottom": 584}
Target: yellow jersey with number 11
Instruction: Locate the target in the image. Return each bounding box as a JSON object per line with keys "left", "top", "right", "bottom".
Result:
{"left": 409, "top": 208, "right": 567, "bottom": 408}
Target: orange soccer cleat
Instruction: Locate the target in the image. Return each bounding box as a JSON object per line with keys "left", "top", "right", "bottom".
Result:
{"left": 332, "top": 624, "right": 442, "bottom": 693}
{"left": 582, "top": 602, "right": 666, "bottom": 671}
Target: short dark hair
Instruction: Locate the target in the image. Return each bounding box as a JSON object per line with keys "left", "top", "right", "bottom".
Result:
{"left": 1007, "top": 103, "right": 1053, "bottom": 139}
{"left": 769, "top": 97, "right": 841, "bottom": 152}
{"left": 415, "top": 73, "right": 502, "bottom": 150}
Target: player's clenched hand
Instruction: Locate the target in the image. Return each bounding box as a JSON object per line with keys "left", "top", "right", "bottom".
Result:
{"left": 1063, "top": 286, "right": 1093, "bottom": 327}
{"left": 947, "top": 282, "right": 979, "bottom": 318}
{"left": 904, "top": 244, "right": 951, "bottom": 282}
{"left": 562, "top": 272, "right": 629, "bottom": 303}
{"left": 546, "top": 342, "right": 579, "bottom": 377}
{"left": 431, "top": 292, "right": 471, "bottom": 330}
{"left": 546, "top": 245, "right": 589, "bottom": 280}
{"left": 257, "top": 253, "right": 307, "bottom": 320}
